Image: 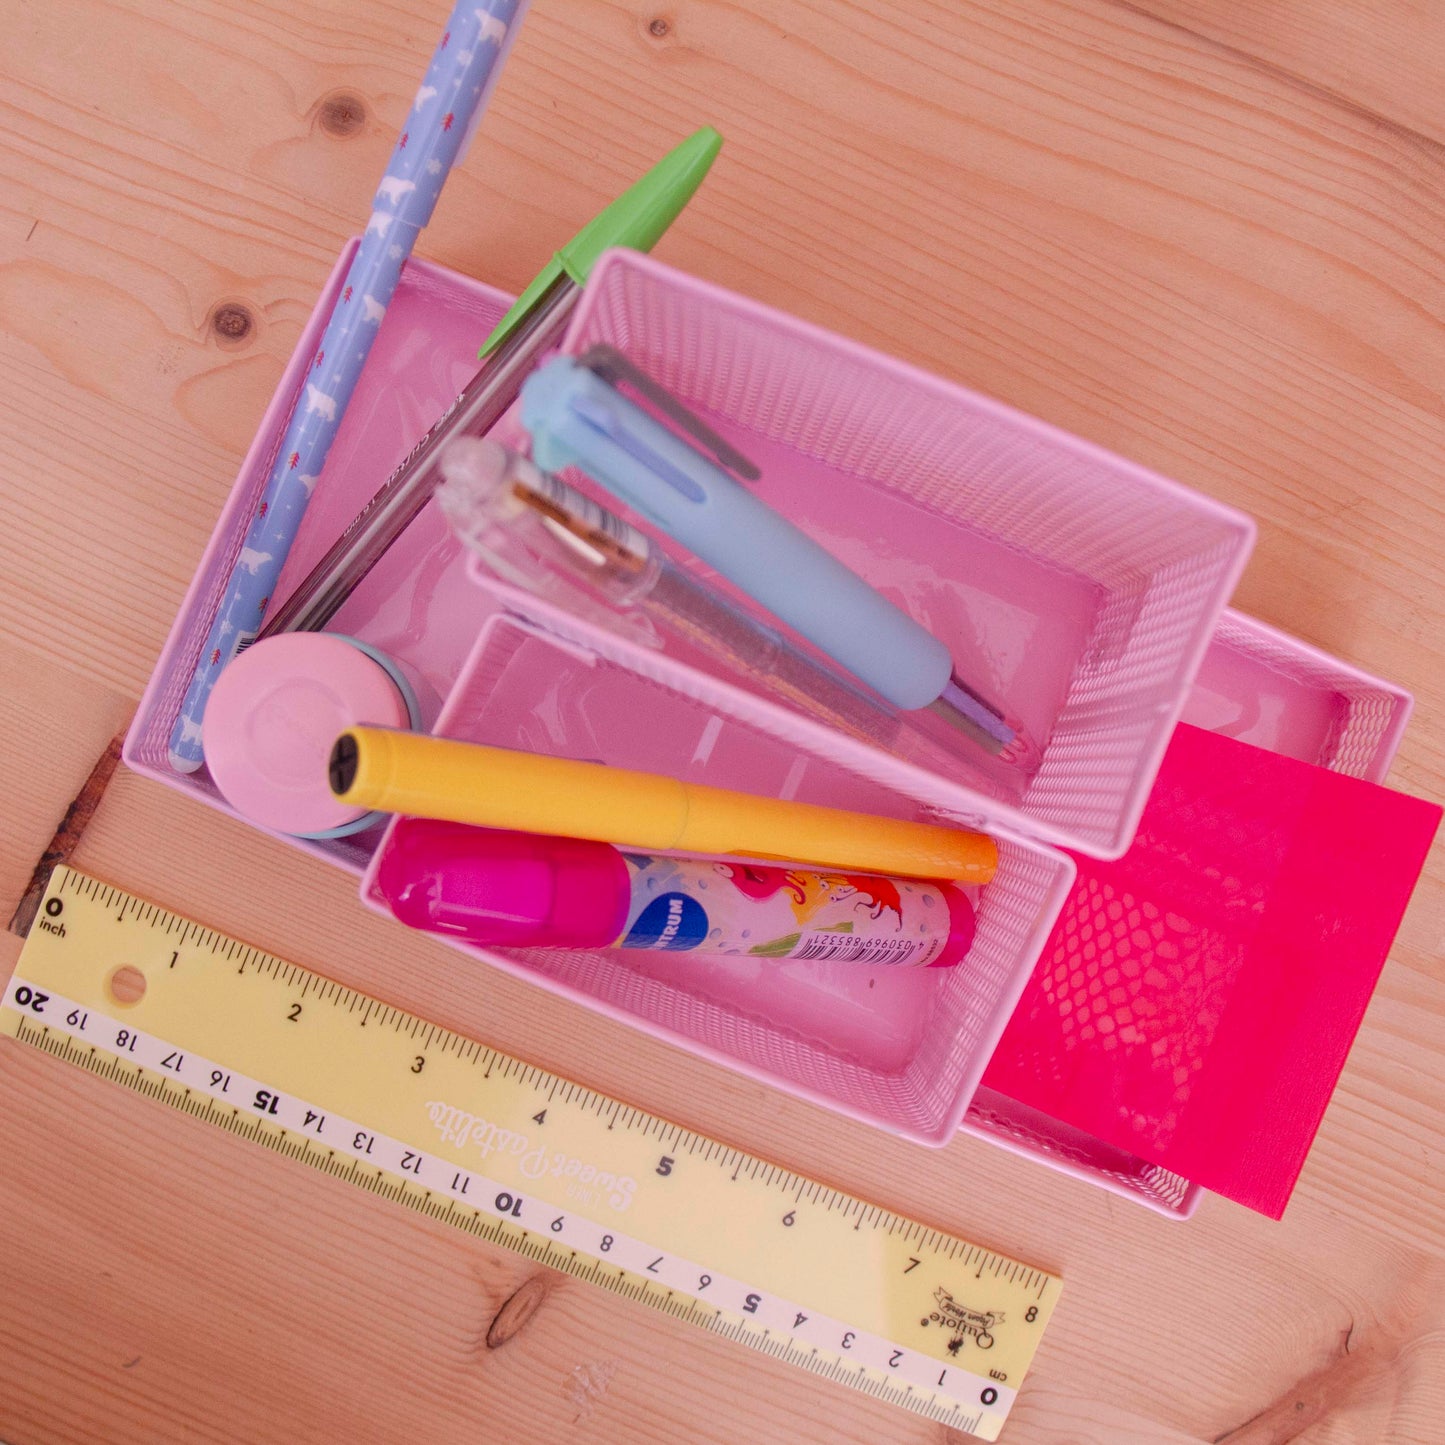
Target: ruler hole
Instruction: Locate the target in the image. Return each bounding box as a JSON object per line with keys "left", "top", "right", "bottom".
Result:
{"left": 108, "top": 965, "right": 147, "bottom": 1006}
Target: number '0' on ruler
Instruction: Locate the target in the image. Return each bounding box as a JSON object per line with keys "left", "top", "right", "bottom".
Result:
{"left": 1, "top": 868, "right": 1062, "bottom": 1438}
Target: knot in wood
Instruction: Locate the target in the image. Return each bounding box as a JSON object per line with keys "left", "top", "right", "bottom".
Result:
{"left": 318, "top": 93, "right": 367, "bottom": 138}
{"left": 486, "top": 1276, "right": 550, "bottom": 1349}
{"left": 210, "top": 304, "right": 254, "bottom": 343}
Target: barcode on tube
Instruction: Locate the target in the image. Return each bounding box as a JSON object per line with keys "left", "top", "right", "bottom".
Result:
{"left": 791, "top": 933, "right": 938, "bottom": 966}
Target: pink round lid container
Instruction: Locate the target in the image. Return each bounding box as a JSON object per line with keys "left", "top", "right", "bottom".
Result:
{"left": 204, "top": 633, "right": 413, "bottom": 835}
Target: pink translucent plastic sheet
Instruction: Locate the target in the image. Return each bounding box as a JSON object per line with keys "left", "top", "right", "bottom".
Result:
{"left": 962, "top": 613, "right": 1416, "bottom": 1217}
{"left": 982, "top": 722, "right": 1439, "bottom": 1219}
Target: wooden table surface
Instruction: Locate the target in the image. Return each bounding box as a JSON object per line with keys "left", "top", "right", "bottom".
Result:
{"left": 3, "top": 1, "right": 1443, "bottom": 1440}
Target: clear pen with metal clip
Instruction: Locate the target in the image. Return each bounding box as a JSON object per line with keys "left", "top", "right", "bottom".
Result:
{"left": 437, "top": 438, "right": 929, "bottom": 753}
{"left": 255, "top": 125, "right": 723, "bottom": 640}
{"left": 258, "top": 278, "right": 577, "bottom": 638}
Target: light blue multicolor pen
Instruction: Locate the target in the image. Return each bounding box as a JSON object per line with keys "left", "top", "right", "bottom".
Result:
{"left": 519, "top": 350, "right": 1032, "bottom": 762}
{"left": 168, "top": 0, "right": 526, "bottom": 772}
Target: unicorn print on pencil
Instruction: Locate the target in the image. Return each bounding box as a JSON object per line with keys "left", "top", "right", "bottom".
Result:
{"left": 475, "top": 10, "right": 507, "bottom": 44}
{"left": 165, "top": 0, "right": 525, "bottom": 773}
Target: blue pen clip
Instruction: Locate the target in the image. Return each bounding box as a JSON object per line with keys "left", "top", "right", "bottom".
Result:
{"left": 565, "top": 387, "right": 712, "bottom": 505}
{"left": 576, "top": 345, "right": 760, "bottom": 481}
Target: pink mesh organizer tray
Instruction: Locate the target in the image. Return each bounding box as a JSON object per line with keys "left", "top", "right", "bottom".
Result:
{"left": 128, "top": 242, "right": 1420, "bottom": 1207}
{"left": 524, "top": 251, "right": 1257, "bottom": 861}
{"left": 359, "top": 611, "right": 1077, "bottom": 1143}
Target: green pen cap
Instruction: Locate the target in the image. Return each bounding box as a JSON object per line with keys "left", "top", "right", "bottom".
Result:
{"left": 480, "top": 126, "right": 722, "bottom": 357}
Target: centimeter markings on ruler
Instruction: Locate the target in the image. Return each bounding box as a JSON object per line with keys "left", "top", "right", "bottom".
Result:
{"left": 1, "top": 868, "right": 1061, "bottom": 1439}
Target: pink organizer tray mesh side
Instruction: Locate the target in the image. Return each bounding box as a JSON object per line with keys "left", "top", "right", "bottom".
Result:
{"left": 540, "top": 250, "right": 1256, "bottom": 859}
{"left": 959, "top": 611, "right": 1416, "bottom": 1218}
{"left": 360, "top": 609, "right": 1078, "bottom": 1145}
{"left": 1184, "top": 610, "right": 1412, "bottom": 781}
{"left": 982, "top": 723, "right": 1439, "bottom": 1219}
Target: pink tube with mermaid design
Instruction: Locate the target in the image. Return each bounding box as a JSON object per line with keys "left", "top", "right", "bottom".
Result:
{"left": 375, "top": 817, "right": 975, "bottom": 968}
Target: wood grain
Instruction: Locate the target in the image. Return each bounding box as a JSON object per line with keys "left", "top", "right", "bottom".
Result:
{"left": 2, "top": 0, "right": 1443, "bottom": 1441}
{"left": 1124, "top": 0, "right": 1445, "bottom": 146}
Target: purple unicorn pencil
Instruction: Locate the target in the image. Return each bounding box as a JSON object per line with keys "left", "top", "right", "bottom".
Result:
{"left": 169, "top": 0, "right": 527, "bottom": 771}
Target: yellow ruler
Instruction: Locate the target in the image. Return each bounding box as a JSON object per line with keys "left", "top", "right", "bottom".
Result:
{"left": 2, "top": 868, "right": 1060, "bottom": 1438}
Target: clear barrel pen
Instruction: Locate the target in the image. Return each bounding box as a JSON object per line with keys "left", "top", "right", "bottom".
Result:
{"left": 436, "top": 439, "right": 1034, "bottom": 766}
{"left": 257, "top": 273, "right": 577, "bottom": 638}
{"left": 256, "top": 126, "right": 722, "bottom": 641}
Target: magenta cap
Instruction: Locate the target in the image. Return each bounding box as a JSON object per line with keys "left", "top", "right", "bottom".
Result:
{"left": 203, "top": 633, "right": 417, "bottom": 837}
{"left": 376, "top": 818, "right": 632, "bottom": 949}
{"left": 931, "top": 882, "right": 978, "bottom": 968}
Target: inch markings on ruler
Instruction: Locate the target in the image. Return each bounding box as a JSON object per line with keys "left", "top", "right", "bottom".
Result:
{"left": 1, "top": 868, "right": 1061, "bottom": 1438}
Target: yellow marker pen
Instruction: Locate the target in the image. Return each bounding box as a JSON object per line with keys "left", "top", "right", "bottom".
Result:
{"left": 329, "top": 727, "right": 997, "bottom": 883}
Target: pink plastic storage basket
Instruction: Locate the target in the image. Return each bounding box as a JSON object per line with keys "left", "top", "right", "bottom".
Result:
{"left": 360, "top": 611, "right": 1076, "bottom": 1144}
{"left": 535, "top": 251, "right": 1256, "bottom": 859}
{"left": 124, "top": 242, "right": 1409, "bottom": 1207}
